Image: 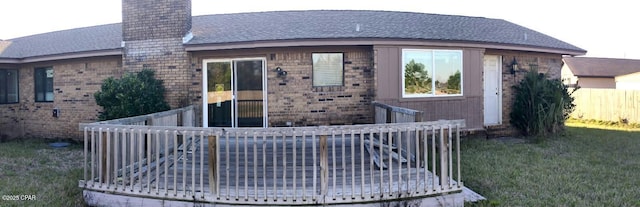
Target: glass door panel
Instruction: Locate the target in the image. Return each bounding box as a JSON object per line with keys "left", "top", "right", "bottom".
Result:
{"left": 235, "top": 60, "right": 264, "bottom": 127}
{"left": 207, "top": 61, "right": 233, "bottom": 127}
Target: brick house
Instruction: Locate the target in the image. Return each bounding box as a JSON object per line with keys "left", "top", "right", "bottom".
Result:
{"left": 0, "top": 0, "right": 585, "bottom": 140}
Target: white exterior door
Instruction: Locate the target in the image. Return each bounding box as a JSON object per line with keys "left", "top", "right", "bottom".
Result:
{"left": 483, "top": 55, "right": 502, "bottom": 126}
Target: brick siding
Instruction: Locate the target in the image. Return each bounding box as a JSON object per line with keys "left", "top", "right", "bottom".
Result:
{"left": 0, "top": 57, "right": 123, "bottom": 140}
{"left": 190, "top": 46, "right": 375, "bottom": 127}
{"left": 122, "top": 0, "right": 192, "bottom": 108}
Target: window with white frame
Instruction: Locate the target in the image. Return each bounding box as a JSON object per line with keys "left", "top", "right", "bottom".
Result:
{"left": 35, "top": 67, "right": 54, "bottom": 102}
{"left": 0, "top": 69, "right": 19, "bottom": 104}
{"left": 402, "top": 49, "right": 463, "bottom": 97}
{"left": 312, "top": 53, "right": 344, "bottom": 86}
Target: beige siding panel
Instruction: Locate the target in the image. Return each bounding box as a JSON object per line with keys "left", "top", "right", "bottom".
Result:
{"left": 373, "top": 46, "right": 485, "bottom": 130}
{"left": 374, "top": 46, "right": 399, "bottom": 100}
{"left": 578, "top": 77, "right": 616, "bottom": 89}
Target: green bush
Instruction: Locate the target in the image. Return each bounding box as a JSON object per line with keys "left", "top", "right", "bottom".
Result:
{"left": 510, "top": 69, "right": 577, "bottom": 136}
{"left": 94, "top": 69, "right": 170, "bottom": 120}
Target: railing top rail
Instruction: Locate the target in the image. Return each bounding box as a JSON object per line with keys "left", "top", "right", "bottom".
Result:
{"left": 80, "top": 119, "right": 465, "bottom": 135}
{"left": 83, "top": 105, "right": 194, "bottom": 126}
{"left": 372, "top": 101, "right": 423, "bottom": 115}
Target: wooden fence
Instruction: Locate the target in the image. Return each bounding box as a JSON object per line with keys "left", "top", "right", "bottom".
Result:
{"left": 571, "top": 88, "right": 640, "bottom": 124}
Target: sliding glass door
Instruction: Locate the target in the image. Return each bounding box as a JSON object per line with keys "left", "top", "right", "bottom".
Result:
{"left": 204, "top": 58, "right": 266, "bottom": 127}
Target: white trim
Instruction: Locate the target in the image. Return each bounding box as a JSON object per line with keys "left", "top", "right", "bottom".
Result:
{"left": 401, "top": 49, "right": 464, "bottom": 98}
{"left": 202, "top": 57, "right": 268, "bottom": 128}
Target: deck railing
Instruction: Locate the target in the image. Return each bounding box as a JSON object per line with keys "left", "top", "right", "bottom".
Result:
{"left": 372, "top": 101, "right": 424, "bottom": 124}
{"left": 79, "top": 106, "right": 464, "bottom": 205}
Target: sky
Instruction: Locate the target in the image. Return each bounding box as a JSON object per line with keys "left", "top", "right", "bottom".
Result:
{"left": 1, "top": 0, "right": 638, "bottom": 59}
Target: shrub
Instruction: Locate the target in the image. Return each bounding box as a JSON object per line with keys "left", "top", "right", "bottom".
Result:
{"left": 94, "top": 69, "right": 170, "bottom": 120}
{"left": 510, "top": 69, "right": 577, "bottom": 136}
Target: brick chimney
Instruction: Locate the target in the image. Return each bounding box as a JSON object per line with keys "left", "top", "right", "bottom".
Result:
{"left": 121, "top": 0, "right": 193, "bottom": 108}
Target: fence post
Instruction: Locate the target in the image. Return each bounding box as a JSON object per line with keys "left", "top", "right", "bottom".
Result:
{"left": 208, "top": 135, "right": 217, "bottom": 195}
{"left": 319, "top": 135, "right": 328, "bottom": 201}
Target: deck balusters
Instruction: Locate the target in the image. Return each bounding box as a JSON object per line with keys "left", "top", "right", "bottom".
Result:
{"left": 79, "top": 108, "right": 465, "bottom": 206}
{"left": 252, "top": 132, "right": 258, "bottom": 201}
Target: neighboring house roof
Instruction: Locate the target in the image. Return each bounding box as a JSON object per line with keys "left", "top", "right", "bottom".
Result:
{"left": 0, "top": 10, "right": 586, "bottom": 62}
{"left": 563, "top": 57, "right": 640, "bottom": 77}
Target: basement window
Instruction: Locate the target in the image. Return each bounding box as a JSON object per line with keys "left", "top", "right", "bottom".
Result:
{"left": 0, "top": 69, "right": 19, "bottom": 104}
{"left": 35, "top": 67, "right": 54, "bottom": 102}
{"left": 312, "top": 53, "right": 344, "bottom": 87}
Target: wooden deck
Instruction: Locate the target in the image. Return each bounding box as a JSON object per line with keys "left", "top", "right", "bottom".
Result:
{"left": 80, "top": 107, "right": 466, "bottom": 206}
{"left": 149, "top": 135, "right": 438, "bottom": 201}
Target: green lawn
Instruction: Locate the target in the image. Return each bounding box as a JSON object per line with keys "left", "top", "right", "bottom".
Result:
{"left": 0, "top": 140, "right": 84, "bottom": 207}
{"left": 462, "top": 124, "right": 640, "bottom": 206}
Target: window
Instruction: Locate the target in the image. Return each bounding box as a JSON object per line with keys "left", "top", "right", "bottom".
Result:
{"left": 312, "top": 53, "right": 343, "bottom": 86}
{"left": 402, "top": 49, "right": 463, "bottom": 97}
{"left": 0, "top": 69, "right": 19, "bottom": 104}
{"left": 34, "top": 67, "right": 54, "bottom": 102}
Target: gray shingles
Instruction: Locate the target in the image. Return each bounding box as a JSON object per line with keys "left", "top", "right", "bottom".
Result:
{"left": 188, "top": 10, "right": 585, "bottom": 53}
{"left": 0, "top": 23, "right": 122, "bottom": 59}
{"left": 0, "top": 10, "right": 585, "bottom": 59}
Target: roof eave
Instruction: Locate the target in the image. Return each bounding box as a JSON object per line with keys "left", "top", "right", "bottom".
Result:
{"left": 0, "top": 48, "right": 123, "bottom": 64}
{"left": 185, "top": 38, "right": 586, "bottom": 56}
{"left": 0, "top": 58, "right": 21, "bottom": 64}
{"left": 574, "top": 75, "right": 615, "bottom": 78}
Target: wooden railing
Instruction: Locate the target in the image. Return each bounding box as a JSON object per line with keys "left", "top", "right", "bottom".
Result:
{"left": 91, "top": 105, "right": 195, "bottom": 126}
{"left": 372, "top": 101, "right": 424, "bottom": 124}
{"left": 80, "top": 106, "right": 464, "bottom": 205}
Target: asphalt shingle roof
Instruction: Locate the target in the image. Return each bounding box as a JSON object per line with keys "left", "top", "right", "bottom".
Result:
{"left": 0, "top": 23, "right": 122, "bottom": 59}
{"left": 564, "top": 57, "right": 640, "bottom": 77}
{"left": 0, "top": 10, "right": 585, "bottom": 60}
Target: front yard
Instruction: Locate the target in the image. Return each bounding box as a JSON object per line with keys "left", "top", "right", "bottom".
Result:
{"left": 463, "top": 123, "right": 640, "bottom": 206}
{"left": 0, "top": 122, "right": 638, "bottom": 206}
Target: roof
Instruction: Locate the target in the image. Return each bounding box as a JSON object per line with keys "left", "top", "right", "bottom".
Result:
{"left": 0, "top": 10, "right": 586, "bottom": 62}
{"left": 0, "top": 23, "right": 122, "bottom": 59}
{"left": 563, "top": 57, "right": 640, "bottom": 77}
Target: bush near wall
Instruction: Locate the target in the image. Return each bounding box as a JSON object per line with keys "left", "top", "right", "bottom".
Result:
{"left": 510, "top": 70, "right": 577, "bottom": 137}
{"left": 94, "top": 69, "right": 170, "bottom": 120}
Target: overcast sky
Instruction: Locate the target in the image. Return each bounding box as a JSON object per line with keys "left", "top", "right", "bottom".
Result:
{"left": 1, "top": 0, "right": 637, "bottom": 59}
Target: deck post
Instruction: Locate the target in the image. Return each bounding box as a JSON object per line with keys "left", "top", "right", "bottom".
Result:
{"left": 319, "top": 135, "right": 328, "bottom": 201}
{"left": 101, "top": 130, "right": 108, "bottom": 183}
{"left": 177, "top": 110, "right": 183, "bottom": 127}
{"left": 208, "top": 135, "right": 217, "bottom": 195}
{"left": 414, "top": 111, "right": 424, "bottom": 167}
{"left": 439, "top": 127, "right": 449, "bottom": 190}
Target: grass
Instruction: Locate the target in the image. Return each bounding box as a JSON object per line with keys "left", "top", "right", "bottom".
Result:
{"left": 462, "top": 125, "right": 640, "bottom": 206}
{"left": 0, "top": 139, "right": 84, "bottom": 207}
